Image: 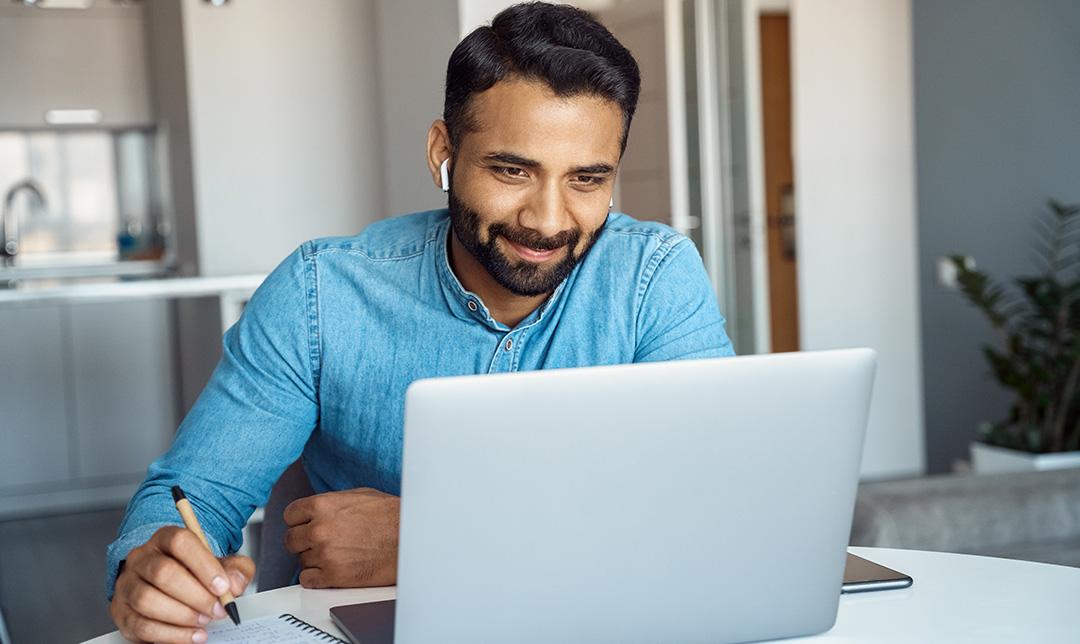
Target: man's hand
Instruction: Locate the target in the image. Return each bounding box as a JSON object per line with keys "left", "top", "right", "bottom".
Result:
{"left": 110, "top": 526, "right": 254, "bottom": 644}
{"left": 282, "top": 487, "right": 400, "bottom": 588}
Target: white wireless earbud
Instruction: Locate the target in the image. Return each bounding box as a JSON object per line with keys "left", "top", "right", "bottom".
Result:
{"left": 440, "top": 159, "right": 450, "bottom": 193}
{"left": 609, "top": 197, "right": 613, "bottom": 209}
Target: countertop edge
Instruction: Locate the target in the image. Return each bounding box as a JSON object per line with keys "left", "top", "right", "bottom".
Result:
{"left": 0, "top": 274, "right": 268, "bottom": 306}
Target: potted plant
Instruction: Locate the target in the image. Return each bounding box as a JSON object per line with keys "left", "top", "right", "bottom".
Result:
{"left": 951, "top": 199, "right": 1080, "bottom": 473}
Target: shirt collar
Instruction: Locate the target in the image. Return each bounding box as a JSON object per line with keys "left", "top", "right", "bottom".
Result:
{"left": 434, "top": 214, "right": 568, "bottom": 333}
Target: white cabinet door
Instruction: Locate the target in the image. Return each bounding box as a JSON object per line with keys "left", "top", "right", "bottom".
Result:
{"left": 0, "top": 4, "right": 152, "bottom": 129}
{"left": 0, "top": 305, "right": 70, "bottom": 489}
{"left": 68, "top": 300, "right": 177, "bottom": 481}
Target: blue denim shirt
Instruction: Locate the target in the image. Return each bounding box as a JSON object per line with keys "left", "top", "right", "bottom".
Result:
{"left": 106, "top": 209, "right": 733, "bottom": 597}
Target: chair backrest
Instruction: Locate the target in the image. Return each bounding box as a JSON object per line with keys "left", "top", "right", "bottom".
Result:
{"left": 257, "top": 459, "right": 315, "bottom": 590}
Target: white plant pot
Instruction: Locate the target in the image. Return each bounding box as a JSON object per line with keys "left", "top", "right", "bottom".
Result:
{"left": 970, "top": 441, "right": 1080, "bottom": 474}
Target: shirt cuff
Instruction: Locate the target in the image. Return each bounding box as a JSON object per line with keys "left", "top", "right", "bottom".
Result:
{"left": 106, "top": 521, "right": 211, "bottom": 600}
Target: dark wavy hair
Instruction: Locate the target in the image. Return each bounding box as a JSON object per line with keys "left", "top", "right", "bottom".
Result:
{"left": 444, "top": 2, "right": 641, "bottom": 155}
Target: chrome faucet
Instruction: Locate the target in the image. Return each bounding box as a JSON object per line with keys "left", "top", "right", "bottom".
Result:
{"left": 2, "top": 179, "right": 47, "bottom": 266}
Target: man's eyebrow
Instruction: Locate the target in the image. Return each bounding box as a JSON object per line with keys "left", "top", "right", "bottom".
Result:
{"left": 570, "top": 163, "right": 615, "bottom": 175}
{"left": 484, "top": 152, "right": 540, "bottom": 168}
{"left": 482, "top": 153, "right": 615, "bottom": 176}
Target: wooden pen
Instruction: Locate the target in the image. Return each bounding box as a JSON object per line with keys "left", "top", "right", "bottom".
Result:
{"left": 171, "top": 485, "right": 242, "bottom": 626}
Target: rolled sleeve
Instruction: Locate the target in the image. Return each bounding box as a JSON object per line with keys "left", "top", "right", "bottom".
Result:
{"left": 105, "top": 245, "right": 320, "bottom": 599}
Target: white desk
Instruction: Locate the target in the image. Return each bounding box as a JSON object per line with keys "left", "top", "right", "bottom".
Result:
{"left": 84, "top": 548, "right": 1080, "bottom": 643}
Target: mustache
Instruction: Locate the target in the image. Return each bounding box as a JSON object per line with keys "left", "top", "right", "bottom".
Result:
{"left": 490, "top": 222, "right": 581, "bottom": 251}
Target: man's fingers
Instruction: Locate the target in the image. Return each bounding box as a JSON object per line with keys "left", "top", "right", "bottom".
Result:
{"left": 121, "top": 615, "right": 208, "bottom": 644}
{"left": 126, "top": 548, "right": 220, "bottom": 618}
{"left": 282, "top": 495, "right": 316, "bottom": 527}
{"left": 109, "top": 525, "right": 247, "bottom": 643}
{"left": 112, "top": 598, "right": 209, "bottom": 644}
{"left": 282, "top": 487, "right": 400, "bottom": 588}
{"left": 221, "top": 554, "right": 255, "bottom": 596}
{"left": 296, "top": 546, "right": 323, "bottom": 573}
{"left": 282, "top": 522, "right": 313, "bottom": 554}
{"left": 120, "top": 578, "right": 209, "bottom": 628}
{"left": 153, "top": 527, "right": 232, "bottom": 599}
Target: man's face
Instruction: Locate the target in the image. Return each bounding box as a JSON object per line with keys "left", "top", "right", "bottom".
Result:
{"left": 447, "top": 79, "right": 624, "bottom": 297}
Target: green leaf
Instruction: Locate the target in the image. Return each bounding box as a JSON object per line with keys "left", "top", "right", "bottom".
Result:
{"left": 1025, "top": 425, "right": 1045, "bottom": 452}
{"left": 955, "top": 200, "right": 1080, "bottom": 453}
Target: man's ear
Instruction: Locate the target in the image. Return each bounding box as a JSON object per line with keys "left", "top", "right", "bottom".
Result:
{"left": 426, "top": 121, "right": 453, "bottom": 191}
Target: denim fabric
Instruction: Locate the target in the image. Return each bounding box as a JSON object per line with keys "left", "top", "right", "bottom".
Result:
{"left": 106, "top": 209, "right": 733, "bottom": 597}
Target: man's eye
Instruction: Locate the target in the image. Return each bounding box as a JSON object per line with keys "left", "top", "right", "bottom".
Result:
{"left": 495, "top": 166, "right": 526, "bottom": 178}
{"left": 575, "top": 175, "right": 604, "bottom": 185}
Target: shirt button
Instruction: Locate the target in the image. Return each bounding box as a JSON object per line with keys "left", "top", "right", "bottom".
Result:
{"left": 505, "top": 338, "right": 513, "bottom": 351}
{"left": 467, "top": 300, "right": 478, "bottom": 312}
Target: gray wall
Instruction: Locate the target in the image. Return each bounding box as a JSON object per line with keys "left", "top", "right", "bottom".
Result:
{"left": 915, "top": 0, "right": 1080, "bottom": 473}
{"left": 374, "top": 0, "right": 460, "bottom": 217}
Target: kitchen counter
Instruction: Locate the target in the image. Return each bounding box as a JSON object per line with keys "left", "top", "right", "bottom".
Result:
{"left": 0, "top": 274, "right": 266, "bottom": 306}
{"left": 0, "top": 274, "right": 266, "bottom": 330}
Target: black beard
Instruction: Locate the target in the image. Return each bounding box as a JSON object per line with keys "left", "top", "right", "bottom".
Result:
{"left": 448, "top": 192, "right": 606, "bottom": 297}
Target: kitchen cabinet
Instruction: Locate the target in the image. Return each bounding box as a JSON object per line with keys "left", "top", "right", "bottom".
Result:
{"left": 0, "top": 276, "right": 262, "bottom": 517}
{"left": 69, "top": 300, "right": 176, "bottom": 481}
{"left": 0, "top": 299, "right": 177, "bottom": 517}
{"left": 0, "top": 305, "right": 69, "bottom": 490}
{"left": 0, "top": 3, "right": 152, "bottom": 129}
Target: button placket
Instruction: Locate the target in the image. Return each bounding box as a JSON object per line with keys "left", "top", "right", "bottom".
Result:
{"left": 502, "top": 328, "right": 526, "bottom": 372}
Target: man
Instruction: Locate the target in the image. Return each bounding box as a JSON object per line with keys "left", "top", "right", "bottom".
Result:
{"left": 107, "top": 3, "right": 733, "bottom": 642}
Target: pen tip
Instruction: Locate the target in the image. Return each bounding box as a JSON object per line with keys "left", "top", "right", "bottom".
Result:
{"left": 171, "top": 486, "right": 186, "bottom": 503}
{"left": 225, "top": 601, "right": 241, "bottom": 626}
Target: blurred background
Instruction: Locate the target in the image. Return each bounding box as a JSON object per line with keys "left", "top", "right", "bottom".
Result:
{"left": 0, "top": 0, "right": 1077, "bottom": 641}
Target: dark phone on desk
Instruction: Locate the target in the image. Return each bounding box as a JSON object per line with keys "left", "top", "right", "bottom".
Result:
{"left": 330, "top": 600, "right": 396, "bottom": 644}
{"left": 842, "top": 553, "right": 913, "bottom": 593}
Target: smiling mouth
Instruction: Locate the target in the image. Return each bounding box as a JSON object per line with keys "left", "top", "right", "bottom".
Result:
{"left": 505, "top": 238, "right": 564, "bottom": 263}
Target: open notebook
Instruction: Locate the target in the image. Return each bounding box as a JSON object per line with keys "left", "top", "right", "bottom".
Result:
{"left": 206, "top": 613, "right": 346, "bottom": 643}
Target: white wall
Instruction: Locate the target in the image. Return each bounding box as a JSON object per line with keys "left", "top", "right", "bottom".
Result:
{"left": 458, "top": 0, "right": 515, "bottom": 37}
{"left": 458, "top": 0, "right": 617, "bottom": 38}
{"left": 180, "top": 0, "right": 385, "bottom": 276}
{"left": 791, "top": 0, "right": 925, "bottom": 478}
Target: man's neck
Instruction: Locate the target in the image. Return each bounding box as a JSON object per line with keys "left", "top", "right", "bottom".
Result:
{"left": 448, "top": 232, "right": 549, "bottom": 328}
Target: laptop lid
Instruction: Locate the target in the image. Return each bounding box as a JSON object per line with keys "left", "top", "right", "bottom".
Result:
{"left": 389, "top": 349, "right": 875, "bottom": 644}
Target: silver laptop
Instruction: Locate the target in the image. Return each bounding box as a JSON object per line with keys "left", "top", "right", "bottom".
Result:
{"left": 333, "top": 349, "right": 876, "bottom": 644}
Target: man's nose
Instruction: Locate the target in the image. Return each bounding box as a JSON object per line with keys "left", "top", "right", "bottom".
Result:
{"left": 520, "top": 183, "right": 568, "bottom": 238}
